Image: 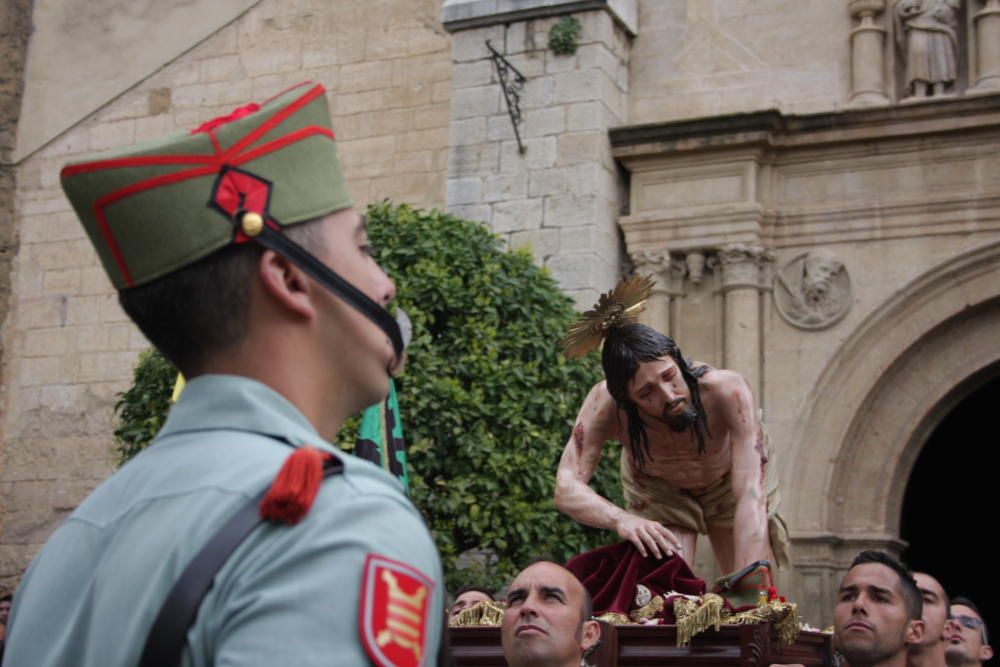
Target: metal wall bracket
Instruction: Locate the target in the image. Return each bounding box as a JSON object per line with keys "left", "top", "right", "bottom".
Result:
{"left": 486, "top": 40, "right": 527, "bottom": 154}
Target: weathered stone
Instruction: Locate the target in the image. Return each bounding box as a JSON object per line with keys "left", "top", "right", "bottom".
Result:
{"left": 491, "top": 198, "right": 543, "bottom": 233}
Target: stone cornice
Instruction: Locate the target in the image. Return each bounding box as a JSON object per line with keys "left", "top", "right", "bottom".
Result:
{"left": 442, "top": 0, "right": 637, "bottom": 35}
{"left": 610, "top": 92, "right": 1000, "bottom": 157}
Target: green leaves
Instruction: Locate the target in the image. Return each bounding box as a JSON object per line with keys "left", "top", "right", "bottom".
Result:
{"left": 113, "top": 202, "right": 622, "bottom": 593}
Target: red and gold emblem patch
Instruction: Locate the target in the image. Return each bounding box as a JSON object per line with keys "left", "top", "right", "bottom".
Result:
{"left": 360, "top": 554, "right": 434, "bottom": 667}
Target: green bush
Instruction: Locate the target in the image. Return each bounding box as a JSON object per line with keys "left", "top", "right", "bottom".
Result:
{"left": 113, "top": 202, "right": 622, "bottom": 592}
{"left": 548, "top": 16, "right": 582, "bottom": 56}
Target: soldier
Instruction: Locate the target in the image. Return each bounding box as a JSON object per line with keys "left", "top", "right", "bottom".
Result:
{"left": 5, "top": 82, "right": 444, "bottom": 667}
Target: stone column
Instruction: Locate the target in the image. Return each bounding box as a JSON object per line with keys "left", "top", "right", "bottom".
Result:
{"left": 441, "top": 0, "right": 637, "bottom": 308}
{"left": 848, "top": 0, "right": 890, "bottom": 106}
{"left": 972, "top": 0, "right": 1000, "bottom": 90}
{"left": 714, "top": 244, "right": 773, "bottom": 398}
{"left": 632, "top": 250, "right": 671, "bottom": 332}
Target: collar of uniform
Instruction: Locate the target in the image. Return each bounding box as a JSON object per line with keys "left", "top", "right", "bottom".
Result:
{"left": 157, "top": 374, "right": 335, "bottom": 452}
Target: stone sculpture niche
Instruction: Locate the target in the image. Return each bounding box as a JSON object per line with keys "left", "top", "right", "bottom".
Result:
{"left": 893, "top": 0, "right": 964, "bottom": 98}
{"left": 774, "top": 251, "right": 852, "bottom": 330}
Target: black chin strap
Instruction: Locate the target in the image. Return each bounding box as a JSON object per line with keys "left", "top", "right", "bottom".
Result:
{"left": 250, "top": 222, "right": 404, "bottom": 360}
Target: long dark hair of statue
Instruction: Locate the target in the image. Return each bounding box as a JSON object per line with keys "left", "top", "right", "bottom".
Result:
{"left": 602, "top": 323, "right": 710, "bottom": 471}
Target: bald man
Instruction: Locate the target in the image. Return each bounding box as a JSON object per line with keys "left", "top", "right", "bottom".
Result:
{"left": 502, "top": 561, "right": 600, "bottom": 667}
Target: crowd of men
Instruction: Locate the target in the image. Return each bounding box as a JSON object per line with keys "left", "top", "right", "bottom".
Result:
{"left": 444, "top": 552, "right": 991, "bottom": 667}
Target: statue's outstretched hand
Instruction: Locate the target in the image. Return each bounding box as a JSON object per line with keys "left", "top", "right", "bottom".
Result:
{"left": 614, "top": 513, "right": 683, "bottom": 560}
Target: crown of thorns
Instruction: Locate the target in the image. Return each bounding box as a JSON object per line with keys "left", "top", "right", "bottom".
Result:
{"left": 561, "top": 274, "right": 655, "bottom": 358}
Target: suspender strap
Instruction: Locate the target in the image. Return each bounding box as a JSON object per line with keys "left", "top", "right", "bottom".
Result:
{"left": 138, "top": 457, "right": 344, "bottom": 667}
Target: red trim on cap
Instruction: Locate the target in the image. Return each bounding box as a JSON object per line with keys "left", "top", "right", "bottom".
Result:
{"left": 207, "top": 130, "right": 223, "bottom": 157}
{"left": 69, "top": 83, "right": 331, "bottom": 287}
{"left": 61, "top": 154, "right": 215, "bottom": 178}
{"left": 229, "top": 126, "right": 335, "bottom": 167}
{"left": 222, "top": 84, "right": 325, "bottom": 161}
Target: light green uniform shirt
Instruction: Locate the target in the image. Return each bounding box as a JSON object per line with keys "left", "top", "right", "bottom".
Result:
{"left": 6, "top": 375, "right": 444, "bottom": 666}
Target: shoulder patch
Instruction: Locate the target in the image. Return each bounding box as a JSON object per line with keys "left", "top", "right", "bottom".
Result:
{"left": 359, "top": 554, "right": 435, "bottom": 667}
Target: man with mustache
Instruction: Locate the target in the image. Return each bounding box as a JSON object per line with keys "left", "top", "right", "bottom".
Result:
{"left": 501, "top": 561, "right": 600, "bottom": 667}
{"left": 555, "top": 319, "right": 789, "bottom": 575}
{"left": 835, "top": 551, "right": 925, "bottom": 667}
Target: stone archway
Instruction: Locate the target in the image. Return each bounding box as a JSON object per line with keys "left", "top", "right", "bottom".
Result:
{"left": 784, "top": 240, "right": 1000, "bottom": 625}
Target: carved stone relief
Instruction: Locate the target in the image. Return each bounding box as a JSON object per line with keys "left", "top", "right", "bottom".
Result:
{"left": 774, "top": 250, "right": 852, "bottom": 330}
{"left": 893, "top": 0, "right": 962, "bottom": 98}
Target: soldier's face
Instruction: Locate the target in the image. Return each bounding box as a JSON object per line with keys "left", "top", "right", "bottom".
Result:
{"left": 834, "top": 563, "right": 924, "bottom": 665}
{"left": 626, "top": 356, "right": 696, "bottom": 432}
{"left": 313, "top": 208, "right": 397, "bottom": 403}
{"left": 501, "top": 562, "right": 599, "bottom": 667}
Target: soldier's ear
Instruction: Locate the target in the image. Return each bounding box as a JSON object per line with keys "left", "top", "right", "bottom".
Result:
{"left": 257, "top": 249, "right": 316, "bottom": 321}
{"left": 980, "top": 644, "right": 993, "bottom": 661}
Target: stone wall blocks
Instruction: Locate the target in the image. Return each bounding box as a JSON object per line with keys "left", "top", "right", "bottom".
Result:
{"left": 451, "top": 84, "right": 500, "bottom": 119}
{"left": 503, "top": 52, "right": 545, "bottom": 79}
{"left": 523, "top": 106, "right": 566, "bottom": 138}
{"left": 499, "top": 136, "right": 557, "bottom": 173}
{"left": 372, "top": 172, "right": 442, "bottom": 207}
{"left": 407, "top": 25, "right": 451, "bottom": 56}
{"left": 577, "top": 10, "right": 617, "bottom": 48}
{"left": 35, "top": 131, "right": 88, "bottom": 159}
{"left": 432, "top": 80, "right": 452, "bottom": 103}
{"left": 134, "top": 115, "right": 177, "bottom": 143}
{"left": 22, "top": 327, "right": 72, "bottom": 358}
{"left": 452, "top": 26, "right": 504, "bottom": 62}
{"left": 94, "top": 95, "right": 150, "bottom": 124}
{"left": 453, "top": 60, "right": 496, "bottom": 89}
{"left": 302, "top": 31, "right": 367, "bottom": 68}
{"left": 451, "top": 119, "right": 490, "bottom": 151}
{"left": 19, "top": 356, "right": 61, "bottom": 387}
{"left": 520, "top": 77, "right": 556, "bottom": 110}
{"left": 486, "top": 114, "right": 517, "bottom": 142}
{"left": 19, "top": 212, "right": 84, "bottom": 246}
{"left": 199, "top": 54, "right": 245, "bottom": 84}
{"left": 392, "top": 149, "right": 435, "bottom": 174}
{"left": 556, "top": 130, "right": 610, "bottom": 167}
{"left": 78, "top": 351, "right": 138, "bottom": 384}
{"left": 172, "top": 80, "right": 254, "bottom": 110}
{"left": 545, "top": 252, "right": 605, "bottom": 290}
{"left": 99, "top": 295, "right": 130, "bottom": 324}
{"left": 576, "top": 43, "right": 622, "bottom": 83}
{"left": 239, "top": 44, "right": 303, "bottom": 78}
{"left": 445, "top": 203, "right": 492, "bottom": 224}
{"left": 597, "top": 71, "right": 626, "bottom": 120}
{"left": 447, "top": 142, "right": 500, "bottom": 176}
{"left": 414, "top": 102, "right": 451, "bottom": 130}
{"left": 544, "top": 51, "right": 579, "bottom": 74}
{"left": 528, "top": 163, "right": 603, "bottom": 198}
{"left": 17, "top": 298, "right": 64, "bottom": 329}
{"left": 510, "top": 228, "right": 560, "bottom": 263}
{"left": 330, "top": 89, "right": 385, "bottom": 116}
{"left": 87, "top": 120, "right": 135, "bottom": 152}
{"left": 365, "top": 28, "right": 412, "bottom": 60}
{"left": 447, "top": 176, "right": 484, "bottom": 205}
{"left": 543, "top": 192, "right": 603, "bottom": 227}
{"left": 42, "top": 269, "right": 82, "bottom": 296}
{"left": 491, "top": 198, "right": 543, "bottom": 233}
{"left": 483, "top": 173, "right": 528, "bottom": 202}
{"left": 340, "top": 60, "right": 395, "bottom": 93}
{"left": 553, "top": 69, "right": 602, "bottom": 105}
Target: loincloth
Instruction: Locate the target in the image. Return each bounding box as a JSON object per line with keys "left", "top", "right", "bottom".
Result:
{"left": 619, "top": 426, "right": 791, "bottom": 569}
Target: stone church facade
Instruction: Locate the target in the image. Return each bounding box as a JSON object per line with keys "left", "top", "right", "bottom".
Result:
{"left": 1, "top": 0, "right": 998, "bottom": 626}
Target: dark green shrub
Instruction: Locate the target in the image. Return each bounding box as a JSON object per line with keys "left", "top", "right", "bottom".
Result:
{"left": 113, "top": 202, "right": 622, "bottom": 592}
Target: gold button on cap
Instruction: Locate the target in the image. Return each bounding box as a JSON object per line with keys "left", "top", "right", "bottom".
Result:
{"left": 241, "top": 211, "right": 264, "bottom": 236}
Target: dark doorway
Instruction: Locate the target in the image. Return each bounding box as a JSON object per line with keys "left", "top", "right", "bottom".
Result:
{"left": 901, "top": 373, "right": 999, "bottom": 647}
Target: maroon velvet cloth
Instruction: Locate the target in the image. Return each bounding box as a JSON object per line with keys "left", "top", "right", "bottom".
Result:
{"left": 565, "top": 541, "right": 706, "bottom": 621}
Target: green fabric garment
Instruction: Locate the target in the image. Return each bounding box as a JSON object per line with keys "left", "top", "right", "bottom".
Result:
{"left": 5, "top": 375, "right": 443, "bottom": 666}
{"left": 356, "top": 379, "right": 410, "bottom": 493}
{"left": 60, "top": 82, "right": 351, "bottom": 288}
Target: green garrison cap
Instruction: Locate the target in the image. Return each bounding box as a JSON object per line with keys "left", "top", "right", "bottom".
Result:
{"left": 61, "top": 82, "right": 352, "bottom": 289}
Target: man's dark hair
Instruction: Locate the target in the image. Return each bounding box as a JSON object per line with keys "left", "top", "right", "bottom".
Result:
{"left": 118, "top": 219, "right": 325, "bottom": 375}
{"left": 848, "top": 551, "right": 923, "bottom": 621}
{"left": 0, "top": 592, "right": 11, "bottom": 603}
{"left": 601, "top": 323, "right": 710, "bottom": 470}
{"left": 452, "top": 585, "right": 494, "bottom": 602}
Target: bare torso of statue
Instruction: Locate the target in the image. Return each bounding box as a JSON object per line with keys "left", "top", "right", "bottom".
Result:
{"left": 555, "top": 356, "right": 787, "bottom": 576}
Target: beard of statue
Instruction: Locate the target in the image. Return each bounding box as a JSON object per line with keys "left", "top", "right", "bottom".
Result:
{"left": 663, "top": 401, "right": 699, "bottom": 433}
